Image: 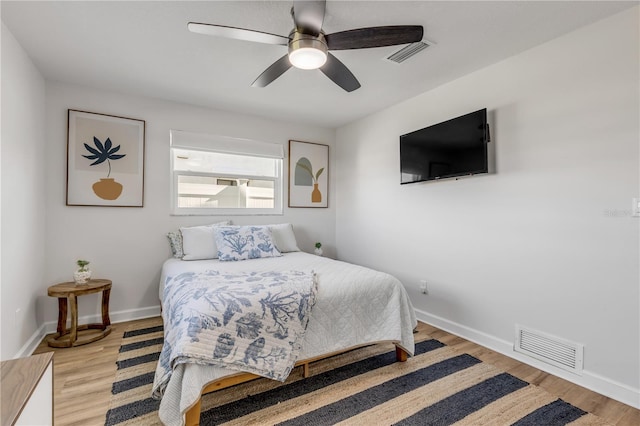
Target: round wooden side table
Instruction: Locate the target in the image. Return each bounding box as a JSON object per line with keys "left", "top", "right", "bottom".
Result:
{"left": 47, "top": 279, "right": 112, "bottom": 348}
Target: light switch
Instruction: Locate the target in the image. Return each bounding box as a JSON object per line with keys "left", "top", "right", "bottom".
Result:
{"left": 633, "top": 198, "right": 640, "bottom": 217}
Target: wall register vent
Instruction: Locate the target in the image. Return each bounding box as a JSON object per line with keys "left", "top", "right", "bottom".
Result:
{"left": 515, "top": 325, "right": 583, "bottom": 375}
{"left": 386, "top": 41, "right": 431, "bottom": 63}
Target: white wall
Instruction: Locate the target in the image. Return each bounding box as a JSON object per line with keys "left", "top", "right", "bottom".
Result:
{"left": 335, "top": 8, "right": 639, "bottom": 406}
{"left": 1, "top": 23, "right": 47, "bottom": 359}
{"left": 41, "top": 82, "right": 335, "bottom": 331}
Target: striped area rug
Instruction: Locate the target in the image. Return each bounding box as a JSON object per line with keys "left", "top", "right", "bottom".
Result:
{"left": 106, "top": 318, "right": 611, "bottom": 426}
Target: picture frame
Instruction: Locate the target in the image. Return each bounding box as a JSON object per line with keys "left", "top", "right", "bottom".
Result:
{"left": 288, "top": 140, "right": 329, "bottom": 208}
{"left": 67, "top": 109, "right": 145, "bottom": 207}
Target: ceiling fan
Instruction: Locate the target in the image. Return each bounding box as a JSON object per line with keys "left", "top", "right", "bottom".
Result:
{"left": 188, "top": 0, "right": 423, "bottom": 92}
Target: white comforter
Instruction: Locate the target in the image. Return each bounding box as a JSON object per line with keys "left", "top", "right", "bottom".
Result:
{"left": 157, "top": 252, "right": 417, "bottom": 426}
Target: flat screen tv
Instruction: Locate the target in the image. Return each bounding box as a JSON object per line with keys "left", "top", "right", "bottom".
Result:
{"left": 400, "top": 108, "right": 489, "bottom": 184}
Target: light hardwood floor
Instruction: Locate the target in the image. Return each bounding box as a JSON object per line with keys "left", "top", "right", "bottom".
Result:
{"left": 33, "top": 318, "right": 639, "bottom": 426}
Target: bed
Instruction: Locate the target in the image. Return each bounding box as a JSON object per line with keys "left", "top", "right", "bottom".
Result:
{"left": 152, "top": 225, "right": 416, "bottom": 426}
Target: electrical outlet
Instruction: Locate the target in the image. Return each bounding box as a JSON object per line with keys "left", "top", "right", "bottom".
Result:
{"left": 419, "top": 280, "right": 428, "bottom": 294}
{"left": 633, "top": 198, "right": 640, "bottom": 217}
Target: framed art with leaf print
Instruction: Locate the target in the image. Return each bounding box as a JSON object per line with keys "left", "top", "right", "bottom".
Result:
{"left": 67, "top": 110, "right": 145, "bottom": 207}
{"left": 289, "top": 140, "right": 328, "bottom": 208}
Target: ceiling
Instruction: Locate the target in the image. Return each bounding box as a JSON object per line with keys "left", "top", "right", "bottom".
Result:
{"left": 1, "top": 1, "right": 635, "bottom": 128}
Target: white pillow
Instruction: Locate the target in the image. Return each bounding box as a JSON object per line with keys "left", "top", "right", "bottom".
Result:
{"left": 214, "top": 225, "right": 282, "bottom": 261}
{"left": 269, "top": 223, "right": 300, "bottom": 253}
{"left": 180, "top": 221, "right": 230, "bottom": 260}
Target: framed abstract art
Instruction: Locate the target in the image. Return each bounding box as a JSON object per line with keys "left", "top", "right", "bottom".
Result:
{"left": 288, "top": 140, "right": 328, "bottom": 208}
{"left": 67, "top": 109, "right": 145, "bottom": 207}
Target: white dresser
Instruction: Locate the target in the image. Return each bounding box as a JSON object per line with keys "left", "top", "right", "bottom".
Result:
{"left": 1, "top": 352, "right": 53, "bottom": 425}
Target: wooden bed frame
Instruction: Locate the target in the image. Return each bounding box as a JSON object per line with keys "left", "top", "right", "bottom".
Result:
{"left": 184, "top": 344, "right": 409, "bottom": 426}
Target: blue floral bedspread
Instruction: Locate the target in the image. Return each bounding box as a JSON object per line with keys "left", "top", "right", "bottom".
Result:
{"left": 152, "top": 270, "right": 317, "bottom": 399}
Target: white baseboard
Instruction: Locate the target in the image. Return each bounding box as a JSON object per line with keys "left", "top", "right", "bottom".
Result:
{"left": 415, "top": 308, "right": 640, "bottom": 409}
{"left": 14, "top": 323, "right": 51, "bottom": 359}
{"left": 15, "top": 305, "right": 161, "bottom": 359}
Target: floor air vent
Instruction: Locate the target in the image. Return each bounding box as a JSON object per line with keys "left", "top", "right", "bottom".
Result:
{"left": 514, "top": 325, "right": 583, "bottom": 375}
{"left": 386, "top": 41, "right": 431, "bottom": 63}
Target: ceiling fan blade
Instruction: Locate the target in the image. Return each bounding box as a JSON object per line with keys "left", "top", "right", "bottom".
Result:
{"left": 320, "top": 53, "right": 361, "bottom": 92}
{"left": 292, "top": 0, "right": 326, "bottom": 35}
{"left": 251, "top": 54, "right": 293, "bottom": 88}
{"left": 188, "top": 22, "right": 289, "bottom": 45}
{"left": 326, "top": 25, "right": 424, "bottom": 50}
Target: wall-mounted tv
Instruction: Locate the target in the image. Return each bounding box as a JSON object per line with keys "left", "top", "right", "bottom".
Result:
{"left": 400, "top": 108, "right": 489, "bottom": 184}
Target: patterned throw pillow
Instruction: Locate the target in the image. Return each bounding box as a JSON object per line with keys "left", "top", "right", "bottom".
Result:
{"left": 214, "top": 226, "right": 282, "bottom": 261}
{"left": 166, "top": 231, "right": 184, "bottom": 258}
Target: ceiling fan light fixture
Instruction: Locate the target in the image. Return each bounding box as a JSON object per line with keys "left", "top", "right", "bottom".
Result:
{"left": 288, "top": 31, "right": 328, "bottom": 70}
{"left": 289, "top": 47, "right": 327, "bottom": 69}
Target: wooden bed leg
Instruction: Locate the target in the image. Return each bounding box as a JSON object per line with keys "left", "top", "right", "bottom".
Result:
{"left": 302, "top": 362, "right": 310, "bottom": 378}
{"left": 185, "top": 398, "right": 202, "bottom": 426}
{"left": 396, "top": 346, "right": 408, "bottom": 362}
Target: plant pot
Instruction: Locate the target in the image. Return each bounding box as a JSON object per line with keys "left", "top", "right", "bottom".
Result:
{"left": 314, "top": 247, "right": 323, "bottom": 256}
{"left": 93, "top": 178, "right": 123, "bottom": 200}
{"left": 74, "top": 269, "right": 92, "bottom": 285}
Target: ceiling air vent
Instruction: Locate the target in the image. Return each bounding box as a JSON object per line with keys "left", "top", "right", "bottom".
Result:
{"left": 515, "top": 325, "right": 584, "bottom": 375}
{"left": 386, "top": 41, "right": 430, "bottom": 64}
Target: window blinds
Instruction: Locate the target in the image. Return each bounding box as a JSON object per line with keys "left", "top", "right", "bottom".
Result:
{"left": 170, "top": 130, "right": 284, "bottom": 159}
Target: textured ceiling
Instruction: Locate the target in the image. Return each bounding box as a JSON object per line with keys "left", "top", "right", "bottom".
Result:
{"left": 1, "top": 1, "right": 634, "bottom": 128}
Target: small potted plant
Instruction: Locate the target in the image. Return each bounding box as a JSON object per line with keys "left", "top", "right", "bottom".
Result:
{"left": 74, "top": 259, "right": 92, "bottom": 285}
{"left": 314, "top": 242, "right": 323, "bottom": 256}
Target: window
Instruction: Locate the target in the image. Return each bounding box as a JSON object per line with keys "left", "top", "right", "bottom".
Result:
{"left": 170, "top": 130, "right": 284, "bottom": 215}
